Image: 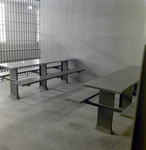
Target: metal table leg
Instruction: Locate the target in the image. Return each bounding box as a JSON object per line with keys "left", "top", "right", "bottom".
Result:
{"left": 95, "top": 90, "right": 115, "bottom": 134}
{"left": 10, "top": 69, "right": 20, "bottom": 99}
{"left": 39, "top": 64, "right": 48, "bottom": 90}
{"left": 61, "top": 61, "right": 68, "bottom": 83}
{"left": 119, "top": 85, "right": 133, "bottom": 108}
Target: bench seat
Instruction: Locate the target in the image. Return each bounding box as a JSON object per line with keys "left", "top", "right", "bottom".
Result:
{"left": 0, "top": 67, "right": 39, "bottom": 78}
{"left": 0, "top": 71, "right": 10, "bottom": 78}
{"left": 66, "top": 88, "right": 99, "bottom": 103}
{"left": 120, "top": 100, "right": 136, "bottom": 119}
{"left": 0, "top": 65, "right": 61, "bottom": 80}
{"left": 15, "top": 67, "right": 85, "bottom": 86}
{"left": 66, "top": 87, "right": 123, "bottom": 113}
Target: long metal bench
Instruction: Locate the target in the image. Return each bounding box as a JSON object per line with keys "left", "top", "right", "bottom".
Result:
{"left": 66, "top": 88, "right": 99, "bottom": 103}
{"left": 66, "top": 87, "right": 124, "bottom": 113}
{"left": 14, "top": 67, "right": 85, "bottom": 86}
{"left": 0, "top": 65, "right": 61, "bottom": 81}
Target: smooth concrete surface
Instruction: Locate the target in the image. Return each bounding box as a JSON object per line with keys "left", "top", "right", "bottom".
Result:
{"left": 0, "top": 78, "right": 135, "bottom": 150}
{"left": 40, "top": 0, "right": 145, "bottom": 82}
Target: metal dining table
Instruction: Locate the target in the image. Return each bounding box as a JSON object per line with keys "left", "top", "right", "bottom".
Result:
{"left": 0, "top": 57, "right": 76, "bottom": 99}
{"left": 84, "top": 66, "right": 140, "bottom": 134}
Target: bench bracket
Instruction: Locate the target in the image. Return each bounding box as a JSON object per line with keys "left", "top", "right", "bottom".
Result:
{"left": 83, "top": 101, "right": 123, "bottom": 113}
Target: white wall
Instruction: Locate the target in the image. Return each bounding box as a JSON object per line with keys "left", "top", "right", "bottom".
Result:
{"left": 40, "top": 0, "right": 145, "bottom": 82}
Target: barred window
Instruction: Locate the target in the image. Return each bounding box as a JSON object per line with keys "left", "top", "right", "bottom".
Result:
{"left": 0, "top": 0, "right": 40, "bottom": 63}
{"left": 0, "top": 3, "right": 6, "bottom": 42}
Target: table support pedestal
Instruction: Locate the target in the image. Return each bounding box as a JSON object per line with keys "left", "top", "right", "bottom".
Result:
{"left": 39, "top": 64, "right": 48, "bottom": 90}
{"left": 95, "top": 91, "right": 115, "bottom": 134}
{"left": 61, "top": 61, "right": 68, "bottom": 83}
{"left": 10, "top": 69, "right": 20, "bottom": 99}
{"left": 119, "top": 86, "right": 133, "bottom": 108}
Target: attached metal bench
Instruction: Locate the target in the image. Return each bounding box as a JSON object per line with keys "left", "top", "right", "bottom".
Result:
{"left": 0, "top": 57, "right": 78, "bottom": 99}
{"left": 14, "top": 67, "right": 85, "bottom": 86}
{"left": 0, "top": 65, "right": 61, "bottom": 81}
{"left": 66, "top": 87, "right": 124, "bottom": 113}
{"left": 0, "top": 72, "right": 10, "bottom": 81}
{"left": 66, "top": 88, "right": 99, "bottom": 103}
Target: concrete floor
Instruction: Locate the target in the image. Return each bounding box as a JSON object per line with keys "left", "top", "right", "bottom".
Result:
{"left": 0, "top": 78, "right": 134, "bottom": 150}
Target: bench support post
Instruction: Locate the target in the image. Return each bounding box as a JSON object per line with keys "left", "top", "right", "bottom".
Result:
{"left": 95, "top": 91, "right": 115, "bottom": 134}
{"left": 61, "top": 61, "right": 68, "bottom": 83}
{"left": 39, "top": 64, "right": 48, "bottom": 90}
{"left": 119, "top": 85, "right": 133, "bottom": 108}
{"left": 10, "top": 69, "right": 20, "bottom": 99}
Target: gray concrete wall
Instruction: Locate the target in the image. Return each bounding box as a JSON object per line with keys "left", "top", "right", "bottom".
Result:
{"left": 40, "top": 0, "right": 145, "bottom": 82}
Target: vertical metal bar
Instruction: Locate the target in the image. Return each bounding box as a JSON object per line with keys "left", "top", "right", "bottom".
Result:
{"left": 21, "top": 0, "right": 23, "bottom": 61}
{"left": 0, "top": 1, "right": 3, "bottom": 61}
{"left": 36, "top": 0, "right": 38, "bottom": 59}
{"left": 13, "top": 1, "right": 15, "bottom": 61}
{"left": 34, "top": 0, "right": 36, "bottom": 58}
{"left": 30, "top": 0, "right": 31, "bottom": 59}
{"left": 19, "top": 0, "right": 21, "bottom": 60}
{"left": 18, "top": 0, "right": 20, "bottom": 61}
{"left": 12, "top": 0, "right": 14, "bottom": 61}
{"left": 11, "top": 0, "right": 13, "bottom": 61}
{"left": 0, "top": 0, "right": 2, "bottom": 62}
{"left": 37, "top": 0, "right": 40, "bottom": 58}
{"left": 3, "top": 1, "right": 4, "bottom": 62}
{"left": 32, "top": 0, "right": 34, "bottom": 59}
{"left": 8, "top": 0, "right": 11, "bottom": 62}
{"left": 30, "top": 0, "right": 32, "bottom": 59}
{"left": 0, "top": 1, "right": 2, "bottom": 62}
{"left": 34, "top": 0, "right": 36, "bottom": 59}
{"left": 0, "top": 0, "right": 1, "bottom": 62}
{"left": 27, "top": 0, "right": 29, "bottom": 60}
{"left": 21, "top": 0, "right": 23, "bottom": 60}
{"left": 38, "top": 0, "right": 40, "bottom": 58}
{"left": 15, "top": 0, "right": 17, "bottom": 61}
{"left": 5, "top": 0, "right": 6, "bottom": 62}
{"left": 4, "top": 0, "right": 6, "bottom": 62}
{"left": 14, "top": 0, "right": 16, "bottom": 61}
{"left": 2, "top": 1, "right": 5, "bottom": 62}
{"left": 16, "top": 0, "right": 18, "bottom": 61}
{"left": 35, "top": 0, "right": 37, "bottom": 59}
{"left": 26, "top": 0, "right": 28, "bottom": 60}
{"left": 2, "top": 1, "right": 6, "bottom": 61}
{"left": 23, "top": 0, "right": 24, "bottom": 60}
{"left": 5, "top": 0, "right": 8, "bottom": 62}
{"left": 31, "top": 0, "right": 32, "bottom": 59}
